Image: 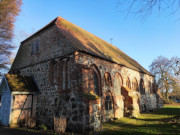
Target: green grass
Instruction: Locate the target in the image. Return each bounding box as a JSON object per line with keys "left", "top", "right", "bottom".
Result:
{"left": 100, "top": 105, "right": 180, "bottom": 135}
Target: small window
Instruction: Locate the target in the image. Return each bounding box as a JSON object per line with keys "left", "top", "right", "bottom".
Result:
{"left": 105, "top": 95, "right": 113, "bottom": 110}
{"left": 31, "top": 39, "right": 40, "bottom": 55}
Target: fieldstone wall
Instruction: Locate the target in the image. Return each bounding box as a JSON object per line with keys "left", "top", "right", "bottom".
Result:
{"left": 11, "top": 53, "right": 90, "bottom": 132}
{"left": 88, "top": 99, "right": 101, "bottom": 131}
{"left": 54, "top": 92, "right": 88, "bottom": 132}
{"left": 76, "top": 52, "right": 158, "bottom": 118}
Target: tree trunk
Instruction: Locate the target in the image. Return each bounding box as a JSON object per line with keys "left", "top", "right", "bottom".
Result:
{"left": 165, "top": 86, "right": 169, "bottom": 100}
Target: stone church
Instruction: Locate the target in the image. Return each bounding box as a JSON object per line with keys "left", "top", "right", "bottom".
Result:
{"left": 0, "top": 16, "right": 162, "bottom": 132}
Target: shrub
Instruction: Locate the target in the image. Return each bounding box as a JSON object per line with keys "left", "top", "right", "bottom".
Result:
{"left": 38, "top": 124, "right": 47, "bottom": 130}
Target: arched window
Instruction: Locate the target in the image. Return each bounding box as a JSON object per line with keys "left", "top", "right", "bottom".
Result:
{"left": 91, "top": 65, "right": 101, "bottom": 96}
{"left": 105, "top": 93, "right": 113, "bottom": 110}
{"left": 49, "top": 61, "right": 58, "bottom": 84}
{"left": 62, "top": 60, "right": 71, "bottom": 90}
{"left": 104, "top": 72, "right": 112, "bottom": 87}
{"left": 132, "top": 78, "right": 138, "bottom": 91}
{"left": 114, "top": 73, "right": 123, "bottom": 95}
{"left": 126, "top": 77, "right": 131, "bottom": 89}
{"left": 140, "top": 79, "right": 145, "bottom": 94}
{"left": 93, "top": 71, "right": 100, "bottom": 95}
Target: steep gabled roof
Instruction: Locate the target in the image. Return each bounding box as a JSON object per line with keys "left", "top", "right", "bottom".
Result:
{"left": 4, "top": 74, "right": 38, "bottom": 92}
{"left": 22, "top": 16, "right": 152, "bottom": 76}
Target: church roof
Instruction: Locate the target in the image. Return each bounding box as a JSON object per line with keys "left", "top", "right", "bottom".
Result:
{"left": 4, "top": 74, "right": 38, "bottom": 92}
{"left": 22, "top": 16, "right": 152, "bottom": 76}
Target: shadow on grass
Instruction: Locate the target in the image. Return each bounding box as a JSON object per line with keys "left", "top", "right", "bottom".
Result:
{"left": 134, "top": 115, "right": 180, "bottom": 122}
{"left": 99, "top": 106, "right": 180, "bottom": 135}
{"left": 134, "top": 107, "right": 180, "bottom": 122}
{"left": 99, "top": 120, "right": 180, "bottom": 135}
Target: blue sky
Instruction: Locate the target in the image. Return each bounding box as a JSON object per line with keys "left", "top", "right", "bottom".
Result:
{"left": 14, "top": 0, "right": 180, "bottom": 71}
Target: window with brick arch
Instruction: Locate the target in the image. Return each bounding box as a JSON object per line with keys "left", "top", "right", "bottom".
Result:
{"left": 93, "top": 71, "right": 100, "bottom": 96}
{"left": 105, "top": 94, "right": 113, "bottom": 110}
{"left": 140, "top": 79, "right": 145, "bottom": 94}
{"left": 62, "top": 60, "right": 71, "bottom": 90}
{"left": 126, "top": 77, "right": 131, "bottom": 89}
{"left": 132, "top": 78, "right": 138, "bottom": 91}
{"left": 104, "top": 72, "right": 112, "bottom": 87}
{"left": 91, "top": 65, "right": 101, "bottom": 96}
{"left": 114, "top": 73, "right": 123, "bottom": 95}
{"left": 49, "top": 61, "right": 58, "bottom": 84}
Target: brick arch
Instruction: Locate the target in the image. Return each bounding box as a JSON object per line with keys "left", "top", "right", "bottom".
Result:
{"left": 114, "top": 72, "right": 123, "bottom": 95}
{"left": 140, "top": 79, "right": 145, "bottom": 94}
{"left": 90, "top": 64, "right": 102, "bottom": 96}
{"left": 132, "top": 77, "right": 139, "bottom": 92}
{"left": 49, "top": 60, "right": 58, "bottom": 84}
{"left": 104, "top": 72, "right": 112, "bottom": 87}
{"left": 102, "top": 90, "right": 116, "bottom": 119}
{"left": 126, "top": 77, "right": 131, "bottom": 89}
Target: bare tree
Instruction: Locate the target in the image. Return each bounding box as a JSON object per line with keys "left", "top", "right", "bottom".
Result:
{"left": 0, "top": 0, "right": 22, "bottom": 77}
{"left": 169, "top": 77, "right": 180, "bottom": 101}
{"left": 149, "top": 56, "right": 180, "bottom": 100}
{"left": 116, "top": 0, "right": 180, "bottom": 18}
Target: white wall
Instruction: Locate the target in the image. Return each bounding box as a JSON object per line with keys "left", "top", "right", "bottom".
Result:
{"left": 0, "top": 79, "right": 12, "bottom": 126}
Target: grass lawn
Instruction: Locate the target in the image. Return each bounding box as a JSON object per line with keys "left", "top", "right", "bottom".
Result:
{"left": 100, "top": 104, "right": 180, "bottom": 135}
{"left": 1, "top": 104, "right": 179, "bottom": 135}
